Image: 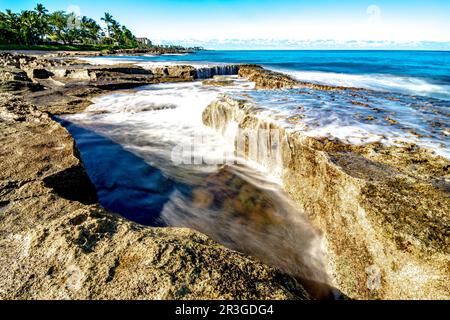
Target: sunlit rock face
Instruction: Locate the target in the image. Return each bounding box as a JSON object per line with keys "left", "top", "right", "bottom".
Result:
{"left": 0, "top": 92, "right": 310, "bottom": 301}
{"left": 203, "top": 79, "right": 450, "bottom": 300}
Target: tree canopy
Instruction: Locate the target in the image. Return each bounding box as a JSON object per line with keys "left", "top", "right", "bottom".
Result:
{"left": 0, "top": 4, "right": 138, "bottom": 48}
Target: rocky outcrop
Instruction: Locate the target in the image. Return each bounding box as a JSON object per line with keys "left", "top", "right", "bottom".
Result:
{"left": 202, "top": 75, "right": 236, "bottom": 87}
{"left": 45, "top": 64, "right": 199, "bottom": 89}
{"left": 0, "top": 55, "right": 310, "bottom": 300}
{"left": 0, "top": 56, "right": 203, "bottom": 115}
{"left": 0, "top": 93, "right": 308, "bottom": 299}
{"left": 1, "top": 52, "right": 201, "bottom": 92}
{"left": 148, "top": 65, "right": 197, "bottom": 81}
{"left": 0, "top": 55, "right": 41, "bottom": 92}
{"left": 1, "top": 52, "right": 240, "bottom": 94}
{"left": 0, "top": 66, "right": 42, "bottom": 92}
{"left": 0, "top": 52, "right": 70, "bottom": 92}
{"left": 203, "top": 94, "right": 450, "bottom": 300}
{"left": 149, "top": 64, "right": 239, "bottom": 81}
{"left": 237, "top": 65, "right": 298, "bottom": 89}
{"left": 1, "top": 52, "right": 71, "bottom": 79}
{"left": 238, "top": 65, "right": 364, "bottom": 91}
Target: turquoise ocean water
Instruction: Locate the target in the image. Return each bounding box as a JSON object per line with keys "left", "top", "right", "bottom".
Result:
{"left": 90, "top": 50, "right": 450, "bottom": 100}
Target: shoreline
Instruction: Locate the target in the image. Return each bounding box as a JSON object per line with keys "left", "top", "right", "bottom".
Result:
{"left": 0, "top": 51, "right": 312, "bottom": 300}
{"left": 0, "top": 51, "right": 449, "bottom": 300}
{"left": 0, "top": 47, "right": 196, "bottom": 58}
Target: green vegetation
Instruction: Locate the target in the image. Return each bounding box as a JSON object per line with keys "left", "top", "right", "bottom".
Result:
{"left": 155, "top": 44, "right": 206, "bottom": 52}
{"left": 0, "top": 4, "right": 138, "bottom": 49}
{"left": 0, "top": 43, "right": 114, "bottom": 51}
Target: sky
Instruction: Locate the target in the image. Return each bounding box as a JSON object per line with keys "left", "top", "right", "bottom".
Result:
{"left": 2, "top": 0, "right": 450, "bottom": 50}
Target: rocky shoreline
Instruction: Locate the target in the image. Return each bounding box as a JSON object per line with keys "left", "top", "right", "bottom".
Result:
{"left": 3, "top": 47, "right": 196, "bottom": 58}
{"left": 1, "top": 52, "right": 448, "bottom": 300}
{"left": 0, "top": 52, "right": 309, "bottom": 299}
{"left": 202, "top": 67, "right": 450, "bottom": 299}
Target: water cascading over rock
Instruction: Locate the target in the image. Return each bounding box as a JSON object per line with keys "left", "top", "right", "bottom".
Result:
{"left": 195, "top": 65, "right": 240, "bottom": 79}
{"left": 202, "top": 78, "right": 450, "bottom": 300}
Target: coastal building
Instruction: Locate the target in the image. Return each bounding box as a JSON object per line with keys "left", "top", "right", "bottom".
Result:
{"left": 136, "top": 37, "right": 152, "bottom": 47}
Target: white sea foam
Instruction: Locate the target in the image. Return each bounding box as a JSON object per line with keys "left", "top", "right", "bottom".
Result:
{"left": 63, "top": 78, "right": 332, "bottom": 289}
{"left": 80, "top": 57, "right": 140, "bottom": 65}
{"left": 65, "top": 78, "right": 255, "bottom": 170}
{"left": 77, "top": 56, "right": 449, "bottom": 158}
{"left": 281, "top": 69, "right": 450, "bottom": 100}
{"left": 81, "top": 56, "right": 229, "bottom": 68}
{"left": 234, "top": 87, "right": 450, "bottom": 159}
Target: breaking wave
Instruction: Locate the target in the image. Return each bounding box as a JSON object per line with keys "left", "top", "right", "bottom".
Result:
{"left": 281, "top": 70, "right": 450, "bottom": 101}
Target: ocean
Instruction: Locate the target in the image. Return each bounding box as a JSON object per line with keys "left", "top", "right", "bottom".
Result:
{"left": 86, "top": 50, "right": 450, "bottom": 100}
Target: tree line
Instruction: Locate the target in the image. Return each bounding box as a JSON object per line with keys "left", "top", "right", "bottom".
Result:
{"left": 0, "top": 4, "right": 138, "bottom": 48}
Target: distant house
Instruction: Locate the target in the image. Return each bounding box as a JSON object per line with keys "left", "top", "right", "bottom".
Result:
{"left": 136, "top": 37, "right": 152, "bottom": 47}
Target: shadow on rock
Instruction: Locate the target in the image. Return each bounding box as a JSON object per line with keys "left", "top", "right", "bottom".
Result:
{"left": 56, "top": 117, "right": 176, "bottom": 226}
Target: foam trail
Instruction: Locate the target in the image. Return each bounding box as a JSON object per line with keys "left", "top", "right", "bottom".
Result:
{"left": 80, "top": 57, "right": 144, "bottom": 65}
{"left": 62, "top": 79, "right": 333, "bottom": 297}
{"left": 228, "top": 83, "right": 450, "bottom": 159}
{"left": 280, "top": 69, "right": 450, "bottom": 100}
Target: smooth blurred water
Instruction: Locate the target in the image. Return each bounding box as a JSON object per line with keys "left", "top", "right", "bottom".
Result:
{"left": 86, "top": 50, "right": 450, "bottom": 100}
{"left": 59, "top": 79, "right": 334, "bottom": 297}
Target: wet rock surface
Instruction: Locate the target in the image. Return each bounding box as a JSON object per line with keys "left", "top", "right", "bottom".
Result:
{"left": 0, "top": 53, "right": 310, "bottom": 300}
{"left": 203, "top": 91, "right": 450, "bottom": 300}
{"left": 238, "top": 65, "right": 365, "bottom": 91}
{"left": 202, "top": 75, "right": 236, "bottom": 87}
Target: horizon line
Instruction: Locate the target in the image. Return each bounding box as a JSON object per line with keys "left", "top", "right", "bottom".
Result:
{"left": 198, "top": 48, "right": 450, "bottom": 52}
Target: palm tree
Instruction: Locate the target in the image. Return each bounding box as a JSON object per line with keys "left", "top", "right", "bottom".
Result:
{"left": 81, "top": 16, "right": 101, "bottom": 44}
{"left": 1, "top": 7, "right": 138, "bottom": 48}
{"left": 1, "top": 10, "right": 20, "bottom": 44}
{"left": 110, "top": 19, "right": 122, "bottom": 44}
{"left": 19, "top": 10, "right": 40, "bottom": 45}
{"left": 101, "top": 13, "right": 114, "bottom": 38}
{"left": 48, "top": 11, "right": 68, "bottom": 44}
{"left": 121, "top": 26, "right": 137, "bottom": 48}
{"left": 34, "top": 3, "right": 49, "bottom": 43}
{"left": 34, "top": 3, "right": 48, "bottom": 16}
{"left": 0, "top": 12, "right": 10, "bottom": 44}
{"left": 65, "top": 12, "right": 81, "bottom": 45}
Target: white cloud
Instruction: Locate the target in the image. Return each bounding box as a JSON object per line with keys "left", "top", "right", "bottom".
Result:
{"left": 367, "top": 4, "right": 382, "bottom": 23}
{"left": 158, "top": 38, "right": 450, "bottom": 50}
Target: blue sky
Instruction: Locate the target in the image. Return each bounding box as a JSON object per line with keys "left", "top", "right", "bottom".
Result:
{"left": 2, "top": 0, "right": 450, "bottom": 49}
